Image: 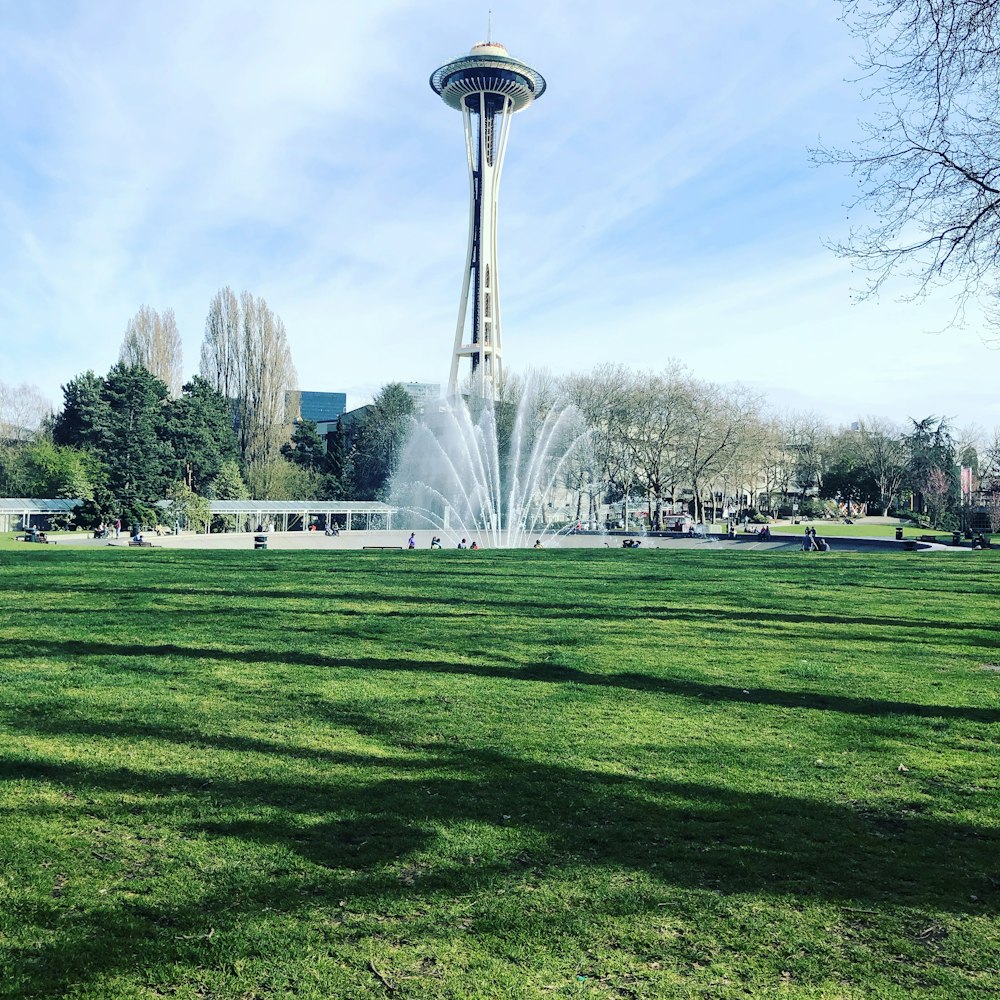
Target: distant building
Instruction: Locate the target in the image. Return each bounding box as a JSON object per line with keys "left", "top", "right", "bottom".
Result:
{"left": 401, "top": 382, "right": 442, "bottom": 416}
{"left": 294, "top": 391, "right": 347, "bottom": 423}
{"left": 286, "top": 390, "right": 348, "bottom": 441}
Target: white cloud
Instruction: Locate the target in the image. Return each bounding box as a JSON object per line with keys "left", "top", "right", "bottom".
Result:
{"left": 0, "top": 0, "right": 995, "bottom": 432}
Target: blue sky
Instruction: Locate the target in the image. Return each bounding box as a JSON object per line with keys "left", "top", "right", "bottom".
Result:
{"left": 1, "top": 0, "right": 996, "bottom": 432}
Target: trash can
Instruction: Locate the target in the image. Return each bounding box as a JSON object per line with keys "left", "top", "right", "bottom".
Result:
{"left": 895, "top": 527, "right": 904, "bottom": 541}
{"left": 254, "top": 534, "right": 268, "bottom": 550}
{"left": 952, "top": 531, "right": 961, "bottom": 545}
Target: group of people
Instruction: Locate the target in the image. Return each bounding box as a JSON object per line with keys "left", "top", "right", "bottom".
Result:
{"left": 802, "top": 526, "right": 829, "bottom": 552}
{"left": 410, "top": 533, "right": 479, "bottom": 550}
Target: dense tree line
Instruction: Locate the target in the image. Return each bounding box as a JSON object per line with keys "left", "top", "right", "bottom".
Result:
{"left": 0, "top": 348, "right": 990, "bottom": 534}
{"left": 46, "top": 365, "right": 239, "bottom": 527}
{"left": 548, "top": 368, "right": 974, "bottom": 531}
{"left": 0, "top": 286, "right": 309, "bottom": 528}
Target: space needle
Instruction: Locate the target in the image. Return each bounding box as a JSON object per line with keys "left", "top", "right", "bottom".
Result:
{"left": 431, "top": 34, "right": 545, "bottom": 399}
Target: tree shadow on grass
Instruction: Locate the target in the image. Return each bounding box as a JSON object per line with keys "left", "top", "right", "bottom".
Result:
{"left": 13, "top": 575, "right": 1000, "bottom": 638}
{"left": 4, "top": 732, "right": 997, "bottom": 916}
{"left": 2, "top": 714, "right": 998, "bottom": 995}
{"left": 4, "top": 638, "right": 998, "bottom": 724}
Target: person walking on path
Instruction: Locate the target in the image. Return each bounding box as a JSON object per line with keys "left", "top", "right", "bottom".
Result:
{"left": 114, "top": 518, "right": 121, "bottom": 539}
{"left": 407, "top": 533, "right": 416, "bottom": 549}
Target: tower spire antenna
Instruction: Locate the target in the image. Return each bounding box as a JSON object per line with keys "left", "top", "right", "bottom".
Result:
{"left": 487, "top": 8, "right": 492, "bottom": 43}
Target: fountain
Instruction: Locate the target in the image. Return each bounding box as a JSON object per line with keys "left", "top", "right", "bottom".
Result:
{"left": 389, "top": 376, "right": 592, "bottom": 548}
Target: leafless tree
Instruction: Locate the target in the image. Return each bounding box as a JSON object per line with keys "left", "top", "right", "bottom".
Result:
{"left": 722, "top": 411, "right": 776, "bottom": 516}
{"left": 747, "top": 417, "right": 796, "bottom": 514}
{"left": 565, "top": 365, "right": 650, "bottom": 529}
{"left": 781, "top": 412, "right": 832, "bottom": 498}
{"left": 567, "top": 367, "right": 765, "bottom": 526}
{"left": 855, "top": 417, "right": 910, "bottom": 515}
{"left": 200, "top": 288, "right": 243, "bottom": 402}
{"left": 239, "top": 291, "right": 299, "bottom": 476}
{"left": 627, "top": 366, "right": 688, "bottom": 529}
{"left": 0, "top": 381, "right": 51, "bottom": 440}
{"left": 678, "top": 382, "right": 763, "bottom": 523}
{"left": 199, "top": 287, "right": 298, "bottom": 491}
{"left": 818, "top": 1, "right": 1000, "bottom": 323}
{"left": 120, "top": 305, "right": 184, "bottom": 397}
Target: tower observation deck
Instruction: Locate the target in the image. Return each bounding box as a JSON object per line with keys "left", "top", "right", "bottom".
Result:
{"left": 431, "top": 41, "right": 546, "bottom": 399}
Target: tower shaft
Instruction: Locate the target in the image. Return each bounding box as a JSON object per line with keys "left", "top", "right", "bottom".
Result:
{"left": 449, "top": 92, "right": 514, "bottom": 399}
{"left": 431, "top": 41, "right": 544, "bottom": 400}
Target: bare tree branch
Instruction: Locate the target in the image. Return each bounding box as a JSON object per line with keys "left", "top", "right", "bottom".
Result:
{"left": 816, "top": 0, "right": 1000, "bottom": 321}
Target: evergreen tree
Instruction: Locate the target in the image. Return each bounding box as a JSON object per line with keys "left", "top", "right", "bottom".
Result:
{"left": 820, "top": 439, "right": 879, "bottom": 513}
{"left": 280, "top": 418, "right": 326, "bottom": 471}
{"left": 101, "top": 363, "right": 174, "bottom": 523}
{"left": 351, "top": 384, "right": 414, "bottom": 500}
{"left": 906, "top": 416, "right": 958, "bottom": 514}
{"left": 323, "top": 417, "right": 353, "bottom": 499}
{"left": 209, "top": 459, "right": 250, "bottom": 532}
{"left": 165, "top": 376, "right": 239, "bottom": 493}
{"left": 51, "top": 371, "right": 111, "bottom": 450}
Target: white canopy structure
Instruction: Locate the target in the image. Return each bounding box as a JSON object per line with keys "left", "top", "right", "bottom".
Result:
{"left": 0, "top": 498, "right": 396, "bottom": 534}
{"left": 0, "top": 498, "right": 82, "bottom": 532}
{"left": 204, "top": 501, "right": 396, "bottom": 532}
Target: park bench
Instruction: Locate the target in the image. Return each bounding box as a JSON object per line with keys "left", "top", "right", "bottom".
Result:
{"left": 362, "top": 546, "right": 403, "bottom": 550}
{"left": 128, "top": 540, "right": 154, "bottom": 548}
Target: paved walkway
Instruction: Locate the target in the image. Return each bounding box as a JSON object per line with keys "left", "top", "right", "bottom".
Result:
{"left": 51, "top": 528, "right": 955, "bottom": 553}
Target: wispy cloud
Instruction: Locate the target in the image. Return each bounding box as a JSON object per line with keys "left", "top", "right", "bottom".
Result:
{"left": 0, "top": 0, "right": 995, "bottom": 431}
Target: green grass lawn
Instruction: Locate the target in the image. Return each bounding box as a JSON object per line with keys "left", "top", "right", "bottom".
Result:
{"left": 1, "top": 548, "right": 997, "bottom": 999}
{"left": 0, "top": 530, "right": 101, "bottom": 551}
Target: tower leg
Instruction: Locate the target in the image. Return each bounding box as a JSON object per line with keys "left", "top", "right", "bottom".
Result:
{"left": 448, "top": 94, "right": 514, "bottom": 401}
